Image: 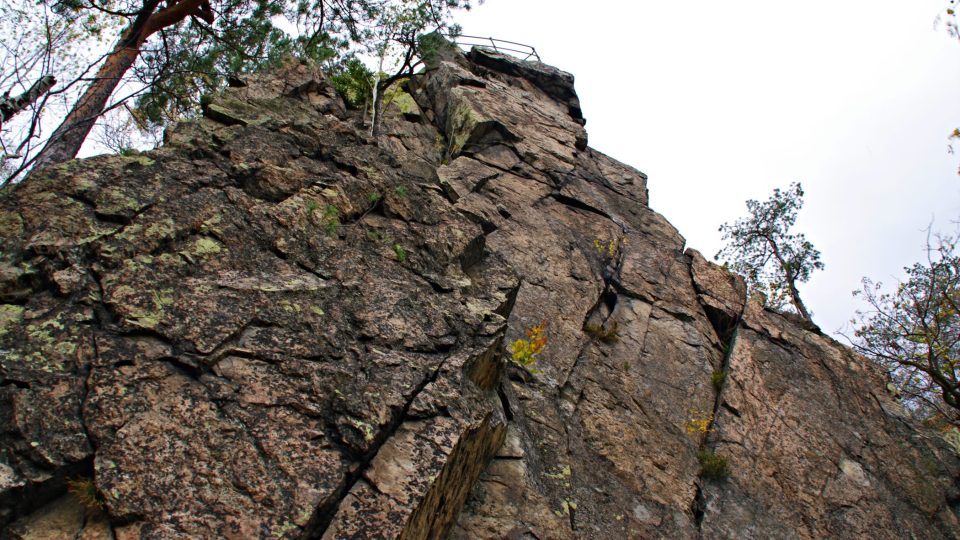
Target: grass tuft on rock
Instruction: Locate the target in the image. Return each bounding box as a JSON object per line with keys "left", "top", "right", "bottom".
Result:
{"left": 697, "top": 449, "right": 731, "bottom": 481}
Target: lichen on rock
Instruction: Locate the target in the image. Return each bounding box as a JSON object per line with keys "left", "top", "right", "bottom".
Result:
{"left": 0, "top": 51, "right": 957, "bottom": 540}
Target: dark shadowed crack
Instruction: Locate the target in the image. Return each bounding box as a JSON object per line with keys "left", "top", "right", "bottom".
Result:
{"left": 77, "top": 334, "right": 98, "bottom": 449}
{"left": 690, "top": 484, "right": 706, "bottom": 530}
{"left": 680, "top": 255, "right": 748, "bottom": 537}
{"left": 558, "top": 218, "right": 628, "bottom": 392}
{"left": 0, "top": 333, "right": 105, "bottom": 529}
{"left": 61, "top": 190, "right": 146, "bottom": 227}
{"left": 0, "top": 457, "right": 95, "bottom": 530}
{"left": 547, "top": 192, "right": 613, "bottom": 223}
{"left": 302, "top": 356, "right": 449, "bottom": 539}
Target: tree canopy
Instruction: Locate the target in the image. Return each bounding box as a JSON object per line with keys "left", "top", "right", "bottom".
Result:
{"left": 0, "top": 0, "right": 473, "bottom": 183}
{"left": 715, "top": 182, "right": 823, "bottom": 323}
{"left": 852, "top": 235, "right": 960, "bottom": 421}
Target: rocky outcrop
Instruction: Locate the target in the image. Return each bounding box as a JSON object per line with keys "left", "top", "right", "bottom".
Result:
{"left": 1, "top": 48, "right": 958, "bottom": 539}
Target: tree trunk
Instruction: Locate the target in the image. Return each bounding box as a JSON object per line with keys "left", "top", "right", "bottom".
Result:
{"left": 767, "top": 236, "right": 814, "bottom": 324}
{"left": 369, "top": 52, "right": 385, "bottom": 138}
{"left": 785, "top": 275, "right": 813, "bottom": 323}
{"left": 0, "top": 75, "right": 56, "bottom": 126}
{"left": 29, "top": 0, "right": 212, "bottom": 175}
{"left": 30, "top": 46, "right": 139, "bottom": 172}
{"left": 370, "top": 82, "right": 386, "bottom": 138}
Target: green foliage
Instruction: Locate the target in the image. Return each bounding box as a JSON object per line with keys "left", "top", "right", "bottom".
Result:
{"left": 715, "top": 182, "right": 822, "bottom": 322}
{"left": 25, "top": 0, "right": 474, "bottom": 143}
{"left": 321, "top": 204, "right": 339, "bottom": 237}
{"left": 711, "top": 370, "right": 726, "bottom": 391}
{"left": 330, "top": 58, "right": 374, "bottom": 110}
{"left": 394, "top": 186, "right": 408, "bottom": 198}
{"left": 381, "top": 80, "right": 417, "bottom": 113}
{"left": 697, "top": 450, "right": 731, "bottom": 481}
{"left": 584, "top": 320, "right": 619, "bottom": 343}
{"left": 366, "top": 191, "right": 382, "bottom": 204}
{"left": 392, "top": 243, "right": 406, "bottom": 262}
{"left": 852, "top": 235, "right": 960, "bottom": 418}
{"left": 416, "top": 31, "right": 451, "bottom": 67}
{"left": 364, "top": 1, "right": 470, "bottom": 135}
{"left": 135, "top": 0, "right": 342, "bottom": 126}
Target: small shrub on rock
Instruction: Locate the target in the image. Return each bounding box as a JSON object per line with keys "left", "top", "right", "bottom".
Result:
{"left": 511, "top": 323, "right": 547, "bottom": 373}
{"left": 67, "top": 477, "right": 105, "bottom": 510}
{"left": 711, "top": 370, "right": 726, "bottom": 391}
{"left": 584, "top": 320, "right": 619, "bottom": 343}
{"left": 685, "top": 409, "right": 714, "bottom": 435}
{"left": 697, "top": 449, "right": 731, "bottom": 481}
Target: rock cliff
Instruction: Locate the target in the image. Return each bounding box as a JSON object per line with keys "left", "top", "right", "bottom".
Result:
{"left": 1, "top": 47, "right": 958, "bottom": 539}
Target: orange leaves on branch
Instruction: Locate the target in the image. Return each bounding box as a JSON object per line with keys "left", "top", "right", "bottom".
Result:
{"left": 510, "top": 323, "right": 547, "bottom": 371}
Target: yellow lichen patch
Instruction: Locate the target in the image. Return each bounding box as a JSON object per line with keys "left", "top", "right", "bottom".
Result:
{"left": 278, "top": 300, "right": 301, "bottom": 313}
{"left": 153, "top": 289, "right": 175, "bottom": 307}
{"left": 17, "top": 311, "right": 80, "bottom": 370}
{"left": 544, "top": 464, "right": 572, "bottom": 479}
{"left": 125, "top": 311, "right": 162, "bottom": 330}
{"left": 593, "top": 238, "right": 618, "bottom": 258}
{"left": 96, "top": 190, "right": 143, "bottom": 216}
{"left": 350, "top": 418, "right": 375, "bottom": 442}
{"left": 190, "top": 237, "right": 223, "bottom": 256}
{"left": 142, "top": 218, "right": 177, "bottom": 243}
{"left": 447, "top": 95, "right": 481, "bottom": 156}
{"left": 384, "top": 85, "right": 419, "bottom": 116}
{"left": 112, "top": 223, "right": 142, "bottom": 245}
{"left": 554, "top": 499, "right": 577, "bottom": 517}
{"left": 0, "top": 304, "right": 25, "bottom": 338}
{"left": 120, "top": 154, "right": 156, "bottom": 167}
{"left": 198, "top": 214, "right": 224, "bottom": 236}
{"left": 111, "top": 287, "right": 175, "bottom": 330}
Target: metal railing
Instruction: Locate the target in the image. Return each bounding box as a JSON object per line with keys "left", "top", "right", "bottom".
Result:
{"left": 451, "top": 35, "right": 541, "bottom": 62}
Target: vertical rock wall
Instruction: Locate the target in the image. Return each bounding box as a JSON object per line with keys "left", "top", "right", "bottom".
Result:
{"left": 0, "top": 48, "right": 957, "bottom": 539}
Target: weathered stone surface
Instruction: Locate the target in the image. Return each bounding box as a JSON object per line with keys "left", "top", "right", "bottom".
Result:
{"left": 467, "top": 48, "right": 586, "bottom": 130}
{"left": 687, "top": 248, "right": 747, "bottom": 340}
{"left": 1, "top": 49, "right": 957, "bottom": 540}
{"left": 698, "top": 301, "right": 960, "bottom": 538}
{"left": 0, "top": 56, "right": 513, "bottom": 538}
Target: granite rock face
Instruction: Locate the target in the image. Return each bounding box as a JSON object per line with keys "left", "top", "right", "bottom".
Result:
{"left": 1, "top": 48, "right": 958, "bottom": 539}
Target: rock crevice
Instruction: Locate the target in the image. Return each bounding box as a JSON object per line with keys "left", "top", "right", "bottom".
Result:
{"left": 1, "top": 49, "right": 958, "bottom": 540}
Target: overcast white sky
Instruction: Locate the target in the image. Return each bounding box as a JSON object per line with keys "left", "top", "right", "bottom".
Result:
{"left": 454, "top": 0, "right": 960, "bottom": 335}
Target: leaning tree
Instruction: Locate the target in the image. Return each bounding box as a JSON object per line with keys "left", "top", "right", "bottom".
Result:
{"left": 715, "top": 182, "right": 823, "bottom": 323}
